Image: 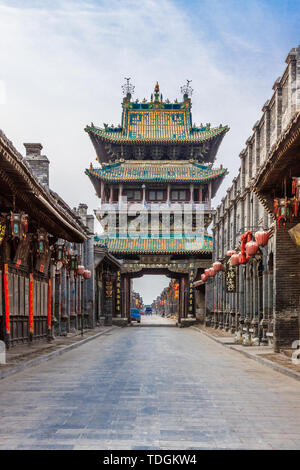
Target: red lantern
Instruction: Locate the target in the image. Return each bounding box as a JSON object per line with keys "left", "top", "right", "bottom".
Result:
{"left": 83, "top": 269, "right": 91, "bottom": 279}
{"left": 245, "top": 241, "right": 259, "bottom": 256}
{"left": 204, "top": 269, "right": 210, "bottom": 277}
{"left": 208, "top": 267, "right": 216, "bottom": 277}
{"left": 226, "top": 250, "right": 236, "bottom": 257}
{"left": 77, "top": 265, "right": 85, "bottom": 276}
{"left": 231, "top": 253, "right": 240, "bottom": 266}
{"left": 201, "top": 273, "right": 207, "bottom": 282}
{"left": 213, "top": 261, "right": 222, "bottom": 272}
{"left": 254, "top": 230, "right": 270, "bottom": 247}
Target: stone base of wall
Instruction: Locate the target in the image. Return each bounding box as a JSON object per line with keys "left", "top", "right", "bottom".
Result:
{"left": 179, "top": 318, "right": 197, "bottom": 327}
{"left": 112, "top": 317, "right": 128, "bottom": 327}
{"left": 274, "top": 312, "right": 299, "bottom": 352}
{"left": 195, "top": 313, "right": 205, "bottom": 323}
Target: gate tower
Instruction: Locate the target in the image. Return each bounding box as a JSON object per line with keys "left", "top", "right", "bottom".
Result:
{"left": 85, "top": 80, "right": 228, "bottom": 324}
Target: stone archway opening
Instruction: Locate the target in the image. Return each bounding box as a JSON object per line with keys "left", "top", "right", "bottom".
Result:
{"left": 132, "top": 274, "right": 177, "bottom": 325}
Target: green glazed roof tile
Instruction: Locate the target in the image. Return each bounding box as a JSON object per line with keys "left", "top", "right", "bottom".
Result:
{"left": 85, "top": 123, "right": 228, "bottom": 144}
{"left": 94, "top": 234, "right": 213, "bottom": 254}
{"left": 86, "top": 161, "right": 227, "bottom": 183}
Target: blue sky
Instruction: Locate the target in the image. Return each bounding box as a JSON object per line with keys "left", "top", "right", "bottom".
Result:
{"left": 0, "top": 0, "right": 299, "bottom": 303}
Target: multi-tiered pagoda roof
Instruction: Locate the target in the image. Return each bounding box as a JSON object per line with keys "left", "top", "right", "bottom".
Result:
{"left": 85, "top": 82, "right": 229, "bottom": 163}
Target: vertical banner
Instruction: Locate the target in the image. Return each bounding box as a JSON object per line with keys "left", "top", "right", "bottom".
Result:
{"left": 4, "top": 264, "right": 10, "bottom": 334}
{"left": 225, "top": 258, "right": 236, "bottom": 293}
{"left": 188, "top": 268, "right": 194, "bottom": 313}
{"left": 29, "top": 273, "right": 34, "bottom": 334}
{"left": 116, "top": 270, "right": 121, "bottom": 314}
{"left": 48, "top": 278, "right": 52, "bottom": 330}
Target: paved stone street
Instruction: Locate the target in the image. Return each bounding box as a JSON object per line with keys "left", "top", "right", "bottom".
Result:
{"left": 1, "top": 325, "right": 300, "bottom": 450}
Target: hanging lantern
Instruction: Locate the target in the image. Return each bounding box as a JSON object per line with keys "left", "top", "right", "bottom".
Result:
{"left": 201, "top": 273, "right": 207, "bottom": 282}
{"left": 9, "top": 212, "right": 28, "bottom": 240}
{"left": 226, "top": 250, "right": 236, "bottom": 257}
{"left": 208, "top": 267, "right": 216, "bottom": 277}
{"left": 83, "top": 269, "right": 91, "bottom": 279}
{"left": 204, "top": 268, "right": 210, "bottom": 277}
{"left": 69, "top": 255, "right": 78, "bottom": 272}
{"left": 213, "top": 261, "right": 222, "bottom": 272}
{"left": 77, "top": 265, "right": 85, "bottom": 276}
{"left": 274, "top": 198, "right": 292, "bottom": 227}
{"left": 55, "top": 242, "right": 66, "bottom": 263}
{"left": 292, "top": 177, "right": 300, "bottom": 217}
{"left": 245, "top": 240, "right": 259, "bottom": 256}
{"left": 21, "top": 213, "right": 28, "bottom": 236}
{"left": 231, "top": 253, "right": 240, "bottom": 266}
{"left": 254, "top": 230, "right": 270, "bottom": 247}
{"left": 37, "top": 230, "right": 49, "bottom": 255}
{"left": 292, "top": 177, "right": 300, "bottom": 196}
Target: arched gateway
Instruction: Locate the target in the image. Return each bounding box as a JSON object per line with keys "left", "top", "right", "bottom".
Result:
{"left": 85, "top": 80, "right": 228, "bottom": 325}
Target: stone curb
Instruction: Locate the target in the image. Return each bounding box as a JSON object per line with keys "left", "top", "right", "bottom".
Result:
{"left": 191, "top": 326, "right": 300, "bottom": 383}
{"left": 130, "top": 324, "right": 177, "bottom": 327}
{"left": 0, "top": 326, "right": 117, "bottom": 381}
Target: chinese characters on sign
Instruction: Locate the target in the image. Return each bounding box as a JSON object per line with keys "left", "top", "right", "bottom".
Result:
{"left": 105, "top": 278, "right": 113, "bottom": 298}
{"left": 225, "top": 258, "right": 236, "bottom": 293}
{"left": 189, "top": 268, "right": 194, "bottom": 312}
{"left": 116, "top": 270, "right": 121, "bottom": 312}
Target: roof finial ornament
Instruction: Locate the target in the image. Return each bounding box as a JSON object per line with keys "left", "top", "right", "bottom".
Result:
{"left": 122, "top": 77, "right": 135, "bottom": 100}
{"left": 180, "top": 79, "right": 193, "bottom": 99}
{"left": 154, "top": 81, "right": 160, "bottom": 104}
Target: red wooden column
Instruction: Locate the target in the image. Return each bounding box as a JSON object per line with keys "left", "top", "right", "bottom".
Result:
{"left": 3, "top": 263, "right": 10, "bottom": 346}
{"left": 29, "top": 273, "right": 34, "bottom": 340}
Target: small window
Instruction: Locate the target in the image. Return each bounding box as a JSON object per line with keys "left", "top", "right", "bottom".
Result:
{"left": 171, "top": 190, "right": 179, "bottom": 200}
{"left": 171, "top": 189, "right": 187, "bottom": 201}
{"left": 149, "top": 190, "right": 164, "bottom": 201}
{"left": 157, "top": 190, "right": 164, "bottom": 201}
{"left": 179, "top": 190, "right": 186, "bottom": 200}
{"left": 125, "top": 189, "right": 141, "bottom": 201}
{"left": 126, "top": 190, "right": 134, "bottom": 200}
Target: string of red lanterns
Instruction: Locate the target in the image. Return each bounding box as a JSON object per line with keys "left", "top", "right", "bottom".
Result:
{"left": 213, "top": 261, "right": 223, "bottom": 272}
{"left": 200, "top": 230, "right": 270, "bottom": 283}
{"left": 231, "top": 253, "right": 240, "bottom": 266}
{"left": 254, "top": 229, "right": 270, "bottom": 247}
